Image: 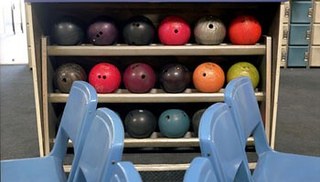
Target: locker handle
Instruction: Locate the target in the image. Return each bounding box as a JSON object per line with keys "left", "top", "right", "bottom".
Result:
{"left": 304, "top": 52, "right": 309, "bottom": 62}
{"left": 283, "top": 29, "right": 288, "bottom": 40}
{"left": 284, "top": 7, "right": 290, "bottom": 18}
{"left": 281, "top": 50, "right": 287, "bottom": 62}
{"left": 306, "top": 30, "right": 311, "bottom": 40}
{"left": 308, "top": 8, "right": 313, "bottom": 18}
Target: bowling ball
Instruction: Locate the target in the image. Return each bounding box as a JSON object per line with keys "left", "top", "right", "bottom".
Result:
{"left": 123, "top": 63, "right": 156, "bottom": 93}
{"left": 158, "top": 109, "right": 190, "bottom": 138}
{"left": 228, "top": 15, "right": 262, "bottom": 45}
{"left": 54, "top": 63, "right": 87, "bottom": 93}
{"left": 227, "top": 62, "right": 260, "bottom": 88}
{"left": 87, "top": 17, "right": 118, "bottom": 45}
{"left": 51, "top": 16, "right": 84, "bottom": 45}
{"left": 191, "top": 109, "right": 206, "bottom": 136}
{"left": 124, "top": 109, "right": 157, "bottom": 138}
{"left": 123, "top": 16, "right": 155, "bottom": 45}
{"left": 193, "top": 62, "right": 225, "bottom": 93}
{"left": 160, "top": 63, "right": 191, "bottom": 93}
{"left": 158, "top": 16, "right": 191, "bottom": 45}
{"left": 194, "top": 16, "right": 226, "bottom": 45}
{"left": 88, "top": 63, "right": 121, "bottom": 93}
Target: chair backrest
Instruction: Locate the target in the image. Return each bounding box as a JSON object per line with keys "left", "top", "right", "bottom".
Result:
{"left": 50, "top": 81, "right": 97, "bottom": 181}
{"left": 224, "top": 77, "right": 270, "bottom": 154}
{"left": 72, "top": 108, "right": 125, "bottom": 182}
{"left": 110, "top": 161, "right": 142, "bottom": 182}
{"left": 183, "top": 157, "right": 218, "bottom": 182}
{"left": 199, "top": 103, "right": 252, "bottom": 182}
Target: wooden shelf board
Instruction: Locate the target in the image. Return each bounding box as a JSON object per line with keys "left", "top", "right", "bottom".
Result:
{"left": 47, "top": 43, "right": 266, "bottom": 56}
{"left": 51, "top": 135, "right": 254, "bottom": 148}
{"left": 63, "top": 162, "right": 257, "bottom": 172}
{"left": 49, "top": 89, "right": 264, "bottom": 103}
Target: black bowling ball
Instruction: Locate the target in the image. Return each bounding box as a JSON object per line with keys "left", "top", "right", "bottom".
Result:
{"left": 124, "top": 109, "right": 157, "bottom": 138}
{"left": 192, "top": 109, "right": 206, "bottom": 136}
{"left": 51, "top": 16, "right": 85, "bottom": 45}
{"left": 123, "top": 16, "right": 155, "bottom": 45}
{"left": 160, "top": 63, "right": 191, "bottom": 93}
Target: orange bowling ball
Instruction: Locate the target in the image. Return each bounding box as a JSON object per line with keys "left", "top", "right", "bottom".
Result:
{"left": 193, "top": 62, "right": 225, "bottom": 93}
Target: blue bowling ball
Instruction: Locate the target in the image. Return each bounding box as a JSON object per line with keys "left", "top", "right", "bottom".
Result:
{"left": 158, "top": 109, "right": 190, "bottom": 138}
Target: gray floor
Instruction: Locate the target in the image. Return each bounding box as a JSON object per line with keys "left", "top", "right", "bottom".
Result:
{"left": 1, "top": 65, "right": 319, "bottom": 163}
{"left": 1, "top": 65, "right": 39, "bottom": 159}
{"left": 275, "top": 68, "right": 320, "bottom": 156}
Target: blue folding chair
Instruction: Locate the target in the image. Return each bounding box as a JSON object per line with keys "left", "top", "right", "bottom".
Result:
{"left": 199, "top": 103, "right": 252, "bottom": 182}
{"left": 110, "top": 162, "right": 142, "bottom": 182}
{"left": 183, "top": 157, "right": 218, "bottom": 182}
{"left": 225, "top": 77, "right": 320, "bottom": 182}
{"left": 73, "top": 108, "right": 142, "bottom": 182}
{"left": 1, "top": 81, "right": 98, "bottom": 182}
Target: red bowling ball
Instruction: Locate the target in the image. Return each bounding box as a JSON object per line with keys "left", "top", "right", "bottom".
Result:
{"left": 158, "top": 16, "right": 191, "bottom": 45}
{"left": 88, "top": 63, "right": 121, "bottom": 93}
{"left": 123, "top": 63, "right": 156, "bottom": 93}
{"left": 228, "top": 15, "right": 262, "bottom": 45}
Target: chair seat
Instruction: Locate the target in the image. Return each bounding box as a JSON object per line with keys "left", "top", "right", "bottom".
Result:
{"left": 253, "top": 151, "right": 320, "bottom": 182}
{"left": 1, "top": 156, "right": 66, "bottom": 182}
{"left": 183, "top": 157, "right": 218, "bottom": 182}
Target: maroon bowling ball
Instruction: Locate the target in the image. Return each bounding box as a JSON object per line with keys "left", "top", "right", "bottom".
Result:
{"left": 123, "top": 15, "right": 155, "bottom": 45}
{"left": 160, "top": 63, "right": 191, "bottom": 93}
{"left": 124, "top": 109, "right": 157, "bottom": 138}
{"left": 194, "top": 16, "right": 226, "bottom": 45}
{"left": 54, "top": 63, "right": 87, "bottom": 93}
{"left": 158, "top": 16, "right": 191, "bottom": 45}
{"left": 123, "top": 63, "right": 156, "bottom": 93}
{"left": 87, "top": 17, "right": 118, "bottom": 45}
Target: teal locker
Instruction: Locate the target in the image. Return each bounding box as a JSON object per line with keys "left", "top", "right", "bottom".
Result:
{"left": 287, "top": 46, "right": 309, "bottom": 67}
{"left": 289, "top": 24, "right": 310, "bottom": 45}
{"left": 291, "top": 1, "right": 312, "bottom": 23}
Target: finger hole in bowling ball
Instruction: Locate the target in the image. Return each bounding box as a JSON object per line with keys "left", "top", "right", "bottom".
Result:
{"left": 62, "top": 78, "right": 67, "bottom": 82}
{"left": 208, "top": 24, "right": 214, "bottom": 29}
{"left": 132, "top": 64, "right": 139, "bottom": 69}
{"left": 203, "top": 73, "right": 207, "bottom": 77}
{"left": 99, "top": 31, "right": 103, "bottom": 35}
{"left": 141, "top": 74, "right": 146, "bottom": 79}
{"left": 134, "top": 23, "right": 140, "bottom": 27}
{"left": 96, "top": 34, "right": 100, "bottom": 38}
{"left": 166, "top": 115, "right": 170, "bottom": 120}
{"left": 98, "top": 75, "right": 101, "bottom": 79}
{"left": 103, "top": 75, "right": 107, "bottom": 79}
{"left": 174, "top": 29, "right": 179, "bottom": 33}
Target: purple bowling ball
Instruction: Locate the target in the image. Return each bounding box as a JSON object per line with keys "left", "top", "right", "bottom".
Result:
{"left": 123, "top": 63, "right": 156, "bottom": 93}
{"left": 160, "top": 63, "right": 191, "bottom": 93}
{"left": 87, "top": 18, "right": 118, "bottom": 45}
